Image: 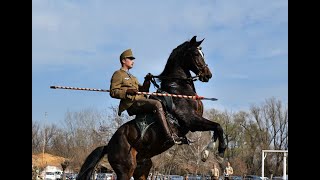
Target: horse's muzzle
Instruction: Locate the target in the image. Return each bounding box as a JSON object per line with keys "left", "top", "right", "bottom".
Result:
{"left": 199, "top": 67, "right": 212, "bottom": 82}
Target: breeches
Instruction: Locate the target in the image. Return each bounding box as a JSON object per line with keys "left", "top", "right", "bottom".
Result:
{"left": 127, "top": 98, "right": 162, "bottom": 116}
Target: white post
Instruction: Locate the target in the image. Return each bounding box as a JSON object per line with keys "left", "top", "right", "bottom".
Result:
{"left": 262, "top": 151, "right": 265, "bottom": 179}
{"left": 261, "top": 150, "right": 288, "bottom": 179}
{"left": 283, "top": 152, "right": 287, "bottom": 180}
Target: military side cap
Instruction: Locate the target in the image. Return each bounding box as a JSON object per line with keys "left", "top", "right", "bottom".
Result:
{"left": 120, "top": 49, "right": 135, "bottom": 60}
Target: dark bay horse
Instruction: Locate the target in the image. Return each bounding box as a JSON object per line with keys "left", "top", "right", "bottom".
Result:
{"left": 76, "top": 36, "right": 226, "bottom": 180}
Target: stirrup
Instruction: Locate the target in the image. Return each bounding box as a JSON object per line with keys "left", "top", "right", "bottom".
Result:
{"left": 173, "top": 138, "right": 183, "bottom": 145}
{"left": 163, "top": 138, "right": 180, "bottom": 147}
{"left": 179, "top": 137, "right": 195, "bottom": 145}
{"left": 171, "top": 134, "right": 183, "bottom": 145}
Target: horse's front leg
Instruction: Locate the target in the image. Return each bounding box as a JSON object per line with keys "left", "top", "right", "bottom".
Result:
{"left": 201, "top": 137, "right": 216, "bottom": 162}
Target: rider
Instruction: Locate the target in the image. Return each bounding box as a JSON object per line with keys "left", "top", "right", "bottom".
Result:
{"left": 109, "top": 48, "right": 182, "bottom": 144}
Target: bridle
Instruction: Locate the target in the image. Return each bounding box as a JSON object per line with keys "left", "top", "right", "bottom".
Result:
{"left": 193, "top": 46, "right": 208, "bottom": 78}
{"left": 150, "top": 46, "right": 208, "bottom": 90}
{"left": 153, "top": 46, "right": 207, "bottom": 81}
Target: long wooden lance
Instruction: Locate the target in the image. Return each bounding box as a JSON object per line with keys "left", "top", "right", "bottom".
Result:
{"left": 50, "top": 85, "right": 218, "bottom": 101}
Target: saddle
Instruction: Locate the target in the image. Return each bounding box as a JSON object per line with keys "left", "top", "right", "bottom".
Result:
{"left": 149, "top": 89, "right": 176, "bottom": 113}
{"left": 135, "top": 90, "right": 193, "bottom": 145}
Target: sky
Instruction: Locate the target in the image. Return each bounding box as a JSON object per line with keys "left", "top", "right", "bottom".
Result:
{"left": 32, "top": 0, "right": 288, "bottom": 126}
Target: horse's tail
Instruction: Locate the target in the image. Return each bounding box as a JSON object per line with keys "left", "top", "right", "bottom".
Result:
{"left": 76, "top": 145, "right": 108, "bottom": 180}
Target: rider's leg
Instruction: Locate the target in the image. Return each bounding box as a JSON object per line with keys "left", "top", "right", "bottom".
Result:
{"left": 152, "top": 100, "right": 182, "bottom": 143}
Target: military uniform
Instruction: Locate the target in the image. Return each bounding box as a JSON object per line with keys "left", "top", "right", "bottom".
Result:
{"left": 110, "top": 67, "right": 146, "bottom": 115}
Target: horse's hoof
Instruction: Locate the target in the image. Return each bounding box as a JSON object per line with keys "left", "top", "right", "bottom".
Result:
{"left": 215, "top": 154, "right": 224, "bottom": 164}
{"left": 201, "top": 150, "right": 209, "bottom": 162}
{"left": 218, "top": 152, "right": 224, "bottom": 158}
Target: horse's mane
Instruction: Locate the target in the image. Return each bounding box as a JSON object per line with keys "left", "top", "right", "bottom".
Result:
{"left": 158, "top": 41, "right": 189, "bottom": 77}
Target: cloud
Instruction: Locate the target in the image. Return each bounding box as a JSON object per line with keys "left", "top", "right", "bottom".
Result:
{"left": 32, "top": 0, "right": 288, "bottom": 124}
{"left": 32, "top": 0, "right": 287, "bottom": 68}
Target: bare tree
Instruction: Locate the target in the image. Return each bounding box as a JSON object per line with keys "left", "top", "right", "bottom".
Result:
{"left": 107, "top": 105, "right": 132, "bottom": 131}
{"left": 262, "top": 97, "right": 288, "bottom": 176}
{"left": 60, "top": 108, "right": 107, "bottom": 169}
{"left": 32, "top": 120, "right": 42, "bottom": 153}
{"left": 240, "top": 97, "right": 288, "bottom": 176}
{"left": 31, "top": 97, "right": 287, "bottom": 176}
{"left": 204, "top": 109, "right": 249, "bottom": 175}
{"left": 41, "top": 123, "right": 59, "bottom": 154}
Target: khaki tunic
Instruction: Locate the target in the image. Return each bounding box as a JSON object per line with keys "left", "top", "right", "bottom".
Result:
{"left": 110, "top": 67, "right": 146, "bottom": 115}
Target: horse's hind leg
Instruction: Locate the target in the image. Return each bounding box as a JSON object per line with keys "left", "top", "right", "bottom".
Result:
{"left": 109, "top": 146, "right": 138, "bottom": 180}
{"left": 133, "top": 158, "right": 152, "bottom": 180}
{"left": 108, "top": 130, "right": 138, "bottom": 180}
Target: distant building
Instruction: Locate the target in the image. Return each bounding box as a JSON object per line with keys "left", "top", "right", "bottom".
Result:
{"left": 41, "top": 165, "right": 63, "bottom": 179}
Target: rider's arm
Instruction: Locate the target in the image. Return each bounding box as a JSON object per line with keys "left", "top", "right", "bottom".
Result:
{"left": 110, "top": 71, "right": 127, "bottom": 99}
{"left": 138, "top": 79, "right": 150, "bottom": 92}
{"left": 138, "top": 73, "right": 152, "bottom": 92}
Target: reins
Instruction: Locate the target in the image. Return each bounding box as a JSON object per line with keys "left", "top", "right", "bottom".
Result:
{"left": 149, "top": 75, "right": 199, "bottom": 90}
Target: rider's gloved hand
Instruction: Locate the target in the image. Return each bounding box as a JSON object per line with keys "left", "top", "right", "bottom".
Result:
{"left": 126, "top": 88, "right": 138, "bottom": 95}
{"left": 144, "top": 73, "right": 153, "bottom": 81}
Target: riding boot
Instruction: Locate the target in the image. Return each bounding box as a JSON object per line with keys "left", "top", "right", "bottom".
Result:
{"left": 155, "top": 106, "right": 182, "bottom": 144}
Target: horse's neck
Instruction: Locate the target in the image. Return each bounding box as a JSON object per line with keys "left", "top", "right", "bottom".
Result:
{"left": 160, "top": 66, "right": 197, "bottom": 93}
{"left": 161, "top": 78, "right": 196, "bottom": 95}
{"left": 164, "top": 66, "right": 190, "bottom": 79}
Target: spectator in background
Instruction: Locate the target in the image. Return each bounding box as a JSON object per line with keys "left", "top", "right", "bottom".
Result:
{"left": 184, "top": 175, "right": 188, "bottom": 180}
{"left": 210, "top": 164, "right": 219, "bottom": 180}
{"left": 224, "top": 162, "right": 233, "bottom": 180}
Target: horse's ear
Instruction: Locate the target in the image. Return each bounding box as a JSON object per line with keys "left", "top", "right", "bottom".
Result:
{"left": 190, "top": 36, "right": 204, "bottom": 47}
{"left": 190, "top": 36, "right": 197, "bottom": 46}
{"left": 196, "top": 38, "right": 205, "bottom": 47}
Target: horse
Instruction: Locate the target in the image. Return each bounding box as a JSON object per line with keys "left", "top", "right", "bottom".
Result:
{"left": 76, "top": 36, "right": 226, "bottom": 180}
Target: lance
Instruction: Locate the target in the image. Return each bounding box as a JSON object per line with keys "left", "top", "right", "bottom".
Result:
{"left": 50, "top": 85, "right": 218, "bottom": 101}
